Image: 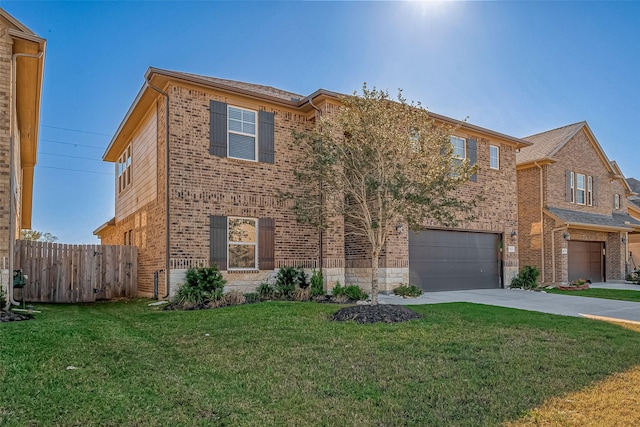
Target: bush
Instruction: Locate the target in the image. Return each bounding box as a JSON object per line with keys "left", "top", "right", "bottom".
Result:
{"left": 510, "top": 265, "right": 540, "bottom": 290}
{"left": 0, "top": 286, "right": 6, "bottom": 310}
{"left": 310, "top": 269, "right": 324, "bottom": 297}
{"left": 176, "top": 266, "right": 226, "bottom": 305}
{"left": 275, "top": 266, "right": 307, "bottom": 298}
{"left": 244, "top": 292, "right": 260, "bottom": 303}
{"left": 332, "top": 282, "right": 368, "bottom": 301}
{"left": 393, "top": 284, "right": 423, "bottom": 298}
{"left": 627, "top": 269, "right": 640, "bottom": 284}
{"left": 256, "top": 282, "right": 274, "bottom": 300}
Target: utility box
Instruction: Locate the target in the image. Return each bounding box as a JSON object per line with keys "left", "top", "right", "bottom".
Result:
{"left": 13, "top": 269, "right": 26, "bottom": 289}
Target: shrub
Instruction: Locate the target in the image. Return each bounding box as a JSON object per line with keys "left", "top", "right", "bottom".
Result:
{"left": 393, "top": 284, "right": 423, "bottom": 298}
{"left": 0, "top": 286, "right": 6, "bottom": 310}
{"left": 244, "top": 292, "right": 260, "bottom": 303}
{"left": 628, "top": 269, "right": 640, "bottom": 284}
{"left": 332, "top": 282, "right": 368, "bottom": 301}
{"left": 256, "top": 282, "right": 274, "bottom": 300}
{"left": 176, "top": 266, "right": 226, "bottom": 305}
{"left": 275, "top": 266, "right": 307, "bottom": 298}
{"left": 310, "top": 269, "right": 324, "bottom": 297}
{"left": 222, "top": 290, "right": 246, "bottom": 306}
{"left": 510, "top": 265, "right": 540, "bottom": 290}
{"left": 293, "top": 287, "right": 311, "bottom": 301}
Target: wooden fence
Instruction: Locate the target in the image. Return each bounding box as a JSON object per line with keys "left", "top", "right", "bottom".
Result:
{"left": 14, "top": 241, "right": 138, "bottom": 303}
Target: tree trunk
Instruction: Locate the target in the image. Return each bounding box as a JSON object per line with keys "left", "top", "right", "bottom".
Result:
{"left": 371, "top": 251, "right": 379, "bottom": 305}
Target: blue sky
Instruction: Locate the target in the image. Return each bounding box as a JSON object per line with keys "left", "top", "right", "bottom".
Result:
{"left": 4, "top": 1, "right": 640, "bottom": 243}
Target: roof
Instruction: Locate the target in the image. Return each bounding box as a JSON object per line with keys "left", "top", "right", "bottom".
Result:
{"left": 628, "top": 178, "right": 640, "bottom": 209}
{"left": 546, "top": 206, "right": 640, "bottom": 232}
{"left": 103, "top": 67, "right": 532, "bottom": 161}
{"left": 516, "top": 121, "right": 586, "bottom": 164}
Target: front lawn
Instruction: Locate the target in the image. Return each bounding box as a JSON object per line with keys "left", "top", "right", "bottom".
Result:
{"left": 546, "top": 287, "right": 640, "bottom": 302}
{"left": 2, "top": 300, "right": 640, "bottom": 426}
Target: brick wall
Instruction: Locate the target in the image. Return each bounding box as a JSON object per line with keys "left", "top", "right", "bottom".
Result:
{"left": 517, "top": 166, "right": 543, "bottom": 274}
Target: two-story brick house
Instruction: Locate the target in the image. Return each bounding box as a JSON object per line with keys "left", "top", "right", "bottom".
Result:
{"left": 517, "top": 121, "right": 640, "bottom": 285}
{"left": 95, "top": 67, "right": 529, "bottom": 298}
{"left": 626, "top": 178, "right": 640, "bottom": 271}
{"left": 0, "top": 9, "right": 46, "bottom": 302}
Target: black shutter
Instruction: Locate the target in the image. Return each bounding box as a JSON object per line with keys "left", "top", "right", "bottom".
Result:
{"left": 210, "top": 100, "right": 227, "bottom": 157}
{"left": 565, "top": 169, "right": 572, "bottom": 202}
{"left": 593, "top": 176, "right": 598, "bottom": 206}
{"left": 467, "top": 138, "right": 477, "bottom": 182}
{"left": 258, "top": 217, "right": 275, "bottom": 270}
{"left": 258, "top": 110, "right": 275, "bottom": 164}
{"left": 210, "top": 215, "right": 227, "bottom": 270}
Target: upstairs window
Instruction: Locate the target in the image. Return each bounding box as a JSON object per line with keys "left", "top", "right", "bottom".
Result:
{"left": 569, "top": 172, "right": 575, "bottom": 203}
{"left": 614, "top": 194, "right": 620, "bottom": 210}
{"left": 117, "top": 144, "right": 132, "bottom": 193}
{"left": 587, "top": 176, "right": 593, "bottom": 206}
{"left": 576, "top": 173, "right": 586, "bottom": 205}
{"left": 228, "top": 106, "right": 257, "bottom": 161}
{"left": 490, "top": 145, "right": 499, "bottom": 170}
{"left": 450, "top": 136, "right": 466, "bottom": 160}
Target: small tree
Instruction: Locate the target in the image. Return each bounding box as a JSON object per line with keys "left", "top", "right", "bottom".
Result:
{"left": 287, "top": 84, "right": 481, "bottom": 305}
{"left": 20, "top": 229, "right": 58, "bottom": 242}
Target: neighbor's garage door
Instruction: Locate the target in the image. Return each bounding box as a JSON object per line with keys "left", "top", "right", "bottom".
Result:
{"left": 568, "top": 241, "right": 603, "bottom": 283}
{"left": 409, "top": 229, "right": 501, "bottom": 292}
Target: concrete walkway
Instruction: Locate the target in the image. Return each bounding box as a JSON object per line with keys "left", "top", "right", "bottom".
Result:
{"left": 378, "top": 282, "right": 640, "bottom": 323}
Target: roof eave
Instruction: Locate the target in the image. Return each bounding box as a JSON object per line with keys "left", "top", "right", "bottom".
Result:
{"left": 516, "top": 157, "right": 557, "bottom": 170}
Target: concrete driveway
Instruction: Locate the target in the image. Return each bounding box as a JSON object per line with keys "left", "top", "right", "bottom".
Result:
{"left": 379, "top": 282, "right": 640, "bottom": 323}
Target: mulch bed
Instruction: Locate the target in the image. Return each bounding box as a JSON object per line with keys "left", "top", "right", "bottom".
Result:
{"left": 0, "top": 311, "right": 34, "bottom": 322}
{"left": 332, "top": 304, "right": 423, "bottom": 324}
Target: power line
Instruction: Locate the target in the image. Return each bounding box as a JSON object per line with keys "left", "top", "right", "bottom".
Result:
{"left": 39, "top": 152, "right": 104, "bottom": 162}
{"left": 40, "top": 138, "right": 105, "bottom": 149}
{"left": 41, "top": 124, "right": 111, "bottom": 137}
{"left": 37, "top": 165, "right": 113, "bottom": 176}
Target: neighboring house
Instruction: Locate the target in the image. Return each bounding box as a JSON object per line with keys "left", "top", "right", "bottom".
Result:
{"left": 94, "top": 67, "right": 529, "bottom": 298}
{"left": 626, "top": 177, "right": 640, "bottom": 271}
{"left": 0, "top": 9, "right": 46, "bottom": 297}
{"left": 517, "top": 121, "right": 640, "bottom": 285}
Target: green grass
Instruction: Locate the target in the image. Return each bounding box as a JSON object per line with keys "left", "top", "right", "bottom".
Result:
{"left": 546, "top": 287, "right": 640, "bottom": 302}
{"left": 2, "top": 300, "right": 640, "bottom": 426}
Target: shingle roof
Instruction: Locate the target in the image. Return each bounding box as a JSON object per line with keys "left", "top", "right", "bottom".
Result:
{"left": 516, "top": 121, "right": 586, "bottom": 164}
{"left": 628, "top": 178, "right": 640, "bottom": 209}
{"left": 546, "top": 206, "right": 640, "bottom": 230}
{"left": 155, "top": 69, "right": 305, "bottom": 103}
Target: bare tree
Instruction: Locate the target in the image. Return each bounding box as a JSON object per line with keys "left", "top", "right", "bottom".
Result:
{"left": 288, "top": 84, "right": 481, "bottom": 304}
{"left": 20, "top": 229, "right": 59, "bottom": 243}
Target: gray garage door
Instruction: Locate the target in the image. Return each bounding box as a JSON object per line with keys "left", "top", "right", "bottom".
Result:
{"left": 568, "top": 240, "right": 604, "bottom": 283}
{"left": 409, "top": 229, "right": 501, "bottom": 292}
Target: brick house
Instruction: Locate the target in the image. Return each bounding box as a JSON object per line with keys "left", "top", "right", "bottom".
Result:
{"left": 95, "top": 68, "right": 529, "bottom": 298}
{"left": 627, "top": 178, "right": 640, "bottom": 271}
{"left": 0, "top": 9, "right": 46, "bottom": 300}
{"left": 516, "top": 121, "right": 640, "bottom": 285}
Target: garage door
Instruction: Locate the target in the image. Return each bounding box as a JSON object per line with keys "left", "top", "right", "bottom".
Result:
{"left": 409, "top": 229, "right": 501, "bottom": 292}
{"left": 568, "top": 241, "right": 603, "bottom": 283}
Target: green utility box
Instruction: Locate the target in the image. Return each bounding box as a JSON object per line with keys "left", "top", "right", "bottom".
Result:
{"left": 13, "top": 269, "right": 25, "bottom": 288}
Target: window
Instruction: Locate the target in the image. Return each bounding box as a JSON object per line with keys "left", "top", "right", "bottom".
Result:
{"left": 124, "top": 229, "right": 132, "bottom": 246}
{"left": 576, "top": 173, "right": 586, "bottom": 205}
{"left": 614, "top": 194, "right": 620, "bottom": 210}
{"left": 228, "top": 217, "right": 257, "bottom": 270}
{"left": 117, "top": 144, "right": 132, "bottom": 193}
{"left": 587, "top": 176, "right": 593, "bottom": 206}
{"left": 228, "top": 106, "right": 257, "bottom": 161}
{"left": 450, "top": 136, "right": 466, "bottom": 159}
{"left": 570, "top": 172, "right": 575, "bottom": 203}
{"left": 489, "top": 145, "right": 499, "bottom": 170}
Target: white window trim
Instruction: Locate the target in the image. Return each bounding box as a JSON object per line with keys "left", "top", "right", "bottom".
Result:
{"left": 614, "top": 194, "right": 620, "bottom": 210}
{"left": 570, "top": 171, "right": 575, "bottom": 204}
{"left": 450, "top": 135, "right": 467, "bottom": 160}
{"left": 576, "top": 173, "right": 586, "bottom": 205}
{"left": 117, "top": 144, "right": 132, "bottom": 194}
{"left": 227, "top": 216, "right": 258, "bottom": 271}
{"left": 587, "top": 176, "right": 593, "bottom": 206}
{"left": 489, "top": 145, "right": 499, "bottom": 170}
{"left": 227, "top": 105, "right": 258, "bottom": 162}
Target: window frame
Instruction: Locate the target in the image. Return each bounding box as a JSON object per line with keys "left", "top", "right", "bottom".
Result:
{"left": 227, "top": 105, "right": 258, "bottom": 161}
{"left": 117, "top": 144, "right": 132, "bottom": 194}
{"left": 570, "top": 171, "right": 575, "bottom": 203}
{"left": 227, "top": 216, "right": 258, "bottom": 271}
{"left": 576, "top": 173, "right": 586, "bottom": 205}
{"left": 587, "top": 176, "right": 593, "bottom": 206}
{"left": 450, "top": 135, "right": 466, "bottom": 160}
{"left": 614, "top": 193, "right": 621, "bottom": 210}
{"left": 489, "top": 145, "right": 499, "bottom": 170}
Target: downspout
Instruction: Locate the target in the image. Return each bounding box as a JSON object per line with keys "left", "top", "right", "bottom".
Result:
{"left": 534, "top": 162, "right": 545, "bottom": 281}
{"left": 551, "top": 225, "right": 567, "bottom": 283}
{"left": 308, "top": 97, "right": 324, "bottom": 285}
{"left": 145, "top": 78, "right": 171, "bottom": 299}
{"left": 8, "top": 51, "right": 45, "bottom": 308}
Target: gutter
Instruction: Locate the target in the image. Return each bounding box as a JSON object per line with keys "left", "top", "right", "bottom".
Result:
{"left": 308, "top": 97, "right": 324, "bottom": 287}
{"left": 144, "top": 78, "right": 171, "bottom": 300}
{"left": 7, "top": 50, "right": 44, "bottom": 308}
{"left": 534, "top": 162, "right": 545, "bottom": 281}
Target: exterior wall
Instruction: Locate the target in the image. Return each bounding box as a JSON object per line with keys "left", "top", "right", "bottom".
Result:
{"left": 629, "top": 233, "right": 640, "bottom": 272}
{"left": 165, "top": 84, "right": 344, "bottom": 295}
{"left": 517, "top": 165, "right": 543, "bottom": 275}
{"left": 0, "top": 22, "right": 14, "bottom": 267}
